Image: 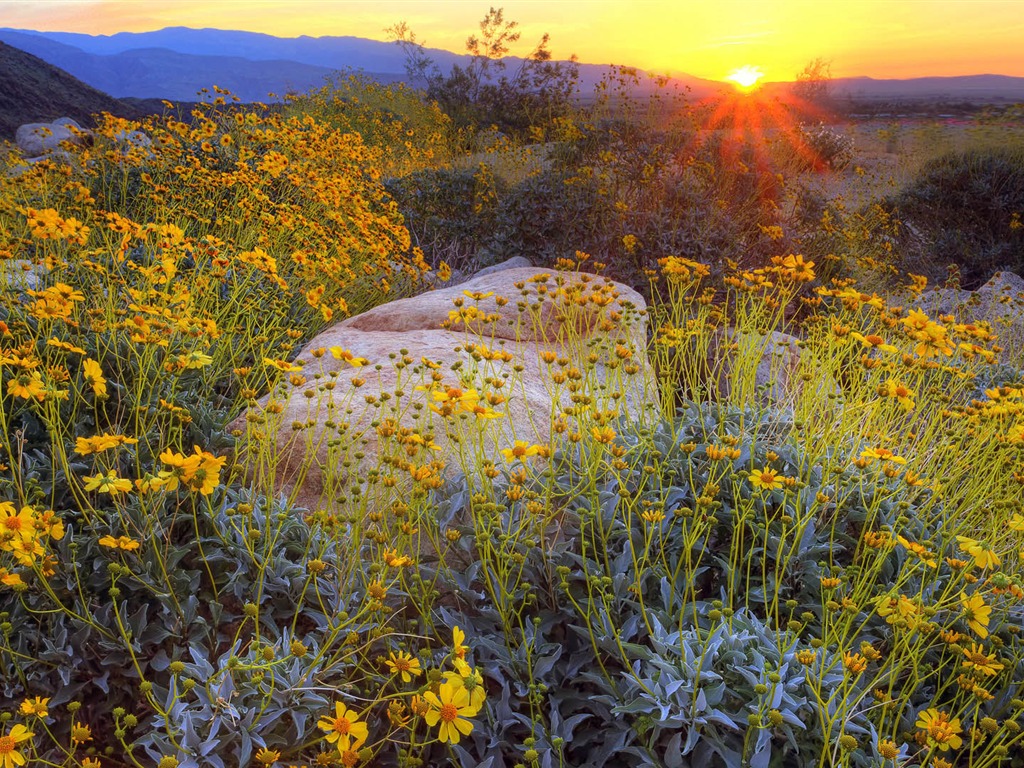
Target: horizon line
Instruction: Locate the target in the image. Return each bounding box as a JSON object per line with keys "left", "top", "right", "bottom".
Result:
{"left": 4, "top": 25, "right": 1023, "bottom": 85}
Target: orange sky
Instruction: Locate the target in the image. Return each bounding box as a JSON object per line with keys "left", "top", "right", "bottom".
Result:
{"left": 2, "top": 0, "right": 1023, "bottom": 81}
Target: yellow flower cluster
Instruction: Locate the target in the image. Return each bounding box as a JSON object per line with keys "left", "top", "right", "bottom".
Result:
{"left": 0, "top": 501, "right": 64, "bottom": 586}
{"left": 21, "top": 206, "right": 90, "bottom": 245}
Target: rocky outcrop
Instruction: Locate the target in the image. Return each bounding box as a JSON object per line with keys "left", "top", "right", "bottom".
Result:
{"left": 230, "top": 268, "right": 658, "bottom": 511}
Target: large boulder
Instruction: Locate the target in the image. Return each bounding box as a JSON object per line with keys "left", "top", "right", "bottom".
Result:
{"left": 230, "top": 268, "right": 658, "bottom": 511}
{"left": 16, "top": 119, "right": 90, "bottom": 158}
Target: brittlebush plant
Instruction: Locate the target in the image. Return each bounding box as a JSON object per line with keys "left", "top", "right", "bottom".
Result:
{"left": 2, "top": 86, "right": 1024, "bottom": 768}
{"left": 284, "top": 73, "right": 461, "bottom": 177}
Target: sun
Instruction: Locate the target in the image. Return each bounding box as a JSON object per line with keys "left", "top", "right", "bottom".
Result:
{"left": 726, "top": 65, "right": 764, "bottom": 92}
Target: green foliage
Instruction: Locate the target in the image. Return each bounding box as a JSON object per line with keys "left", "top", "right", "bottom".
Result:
{"left": 423, "top": 403, "right": 1024, "bottom": 767}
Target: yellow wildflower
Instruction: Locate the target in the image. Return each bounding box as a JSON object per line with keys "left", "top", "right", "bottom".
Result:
{"left": 961, "top": 591, "right": 991, "bottom": 638}
{"left": 915, "top": 708, "right": 962, "bottom": 751}
{"left": 385, "top": 650, "right": 422, "bottom": 683}
{"left": 319, "top": 704, "right": 372, "bottom": 753}
{"left": 956, "top": 536, "right": 1001, "bottom": 570}
{"left": 83, "top": 470, "right": 132, "bottom": 495}
{"left": 422, "top": 681, "right": 479, "bottom": 745}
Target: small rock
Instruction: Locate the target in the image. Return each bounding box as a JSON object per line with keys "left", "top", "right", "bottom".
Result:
{"left": 914, "top": 271, "right": 1024, "bottom": 355}
{"left": 15, "top": 121, "right": 89, "bottom": 158}
{"left": 914, "top": 287, "right": 976, "bottom": 317}
{"left": 113, "top": 128, "right": 152, "bottom": 149}
{"left": 709, "top": 329, "right": 827, "bottom": 407}
{"left": 1, "top": 260, "right": 45, "bottom": 291}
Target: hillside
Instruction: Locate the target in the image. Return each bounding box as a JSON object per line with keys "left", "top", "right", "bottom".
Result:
{"left": 0, "top": 40, "right": 137, "bottom": 139}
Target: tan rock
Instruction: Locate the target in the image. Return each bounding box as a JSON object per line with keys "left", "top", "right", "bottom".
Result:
{"left": 341, "top": 267, "right": 647, "bottom": 347}
{"left": 230, "top": 269, "right": 658, "bottom": 511}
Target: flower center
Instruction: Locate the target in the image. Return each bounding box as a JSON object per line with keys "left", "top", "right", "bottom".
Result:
{"left": 439, "top": 703, "right": 459, "bottom": 723}
{"left": 0, "top": 735, "right": 14, "bottom": 753}
{"left": 394, "top": 658, "right": 410, "bottom": 671}
{"left": 760, "top": 473, "right": 774, "bottom": 484}
{"left": 332, "top": 717, "right": 351, "bottom": 735}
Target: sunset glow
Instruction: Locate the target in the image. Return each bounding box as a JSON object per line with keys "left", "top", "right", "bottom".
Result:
{"left": 726, "top": 66, "right": 764, "bottom": 91}
{"left": 1, "top": 0, "right": 1023, "bottom": 81}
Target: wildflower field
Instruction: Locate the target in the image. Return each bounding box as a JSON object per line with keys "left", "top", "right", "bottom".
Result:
{"left": 2, "top": 75, "right": 1024, "bottom": 768}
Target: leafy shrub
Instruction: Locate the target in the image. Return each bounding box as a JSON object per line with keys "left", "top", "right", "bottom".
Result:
{"left": 886, "top": 147, "right": 1024, "bottom": 287}
{"left": 385, "top": 164, "right": 508, "bottom": 272}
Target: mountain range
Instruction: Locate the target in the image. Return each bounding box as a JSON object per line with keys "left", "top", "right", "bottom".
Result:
{"left": 2, "top": 26, "right": 1023, "bottom": 107}
{"left": 0, "top": 26, "right": 723, "bottom": 103}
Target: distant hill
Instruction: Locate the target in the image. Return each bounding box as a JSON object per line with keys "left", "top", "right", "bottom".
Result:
{"left": 757, "top": 74, "right": 1024, "bottom": 105}
{"left": 829, "top": 74, "right": 1024, "bottom": 102}
{"left": 0, "top": 27, "right": 721, "bottom": 102}
{"left": 0, "top": 40, "right": 139, "bottom": 139}
{"left": 0, "top": 29, "right": 395, "bottom": 102}
{"left": 25, "top": 26, "right": 466, "bottom": 74}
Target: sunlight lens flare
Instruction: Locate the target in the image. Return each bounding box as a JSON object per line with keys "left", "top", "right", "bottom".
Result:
{"left": 726, "top": 65, "right": 764, "bottom": 91}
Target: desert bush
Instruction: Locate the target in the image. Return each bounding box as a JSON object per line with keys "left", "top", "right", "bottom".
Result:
{"left": 411, "top": 120, "right": 780, "bottom": 288}
{"left": 885, "top": 147, "right": 1024, "bottom": 288}
{"left": 791, "top": 195, "right": 902, "bottom": 286}
{"left": 390, "top": 8, "right": 579, "bottom": 137}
